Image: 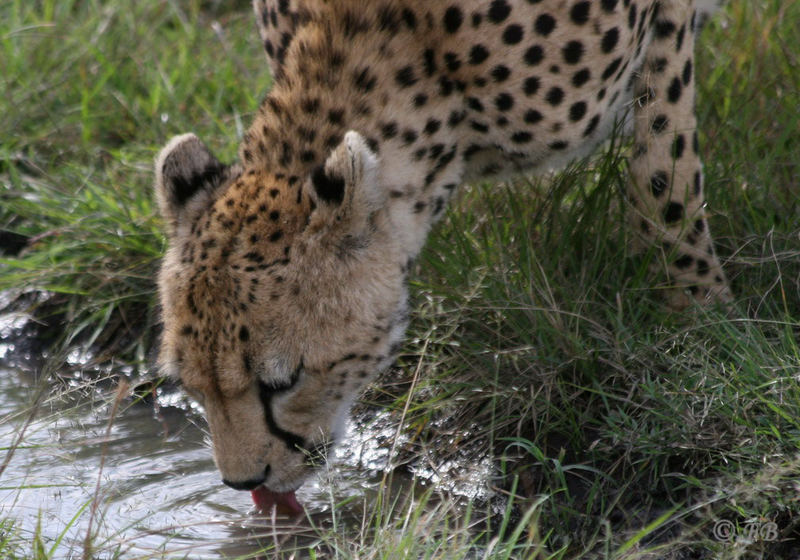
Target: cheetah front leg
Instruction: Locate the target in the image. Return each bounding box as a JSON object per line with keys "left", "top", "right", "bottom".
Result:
{"left": 628, "top": 1, "right": 732, "bottom": 308}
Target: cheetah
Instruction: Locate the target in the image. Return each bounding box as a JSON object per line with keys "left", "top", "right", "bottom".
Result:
{"left": 154, "top": 0, "right": 731, "bottom": 509}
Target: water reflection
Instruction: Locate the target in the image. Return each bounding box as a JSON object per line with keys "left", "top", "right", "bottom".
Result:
{"left": 0, "top": 347, "right": 495, "bottom": 558}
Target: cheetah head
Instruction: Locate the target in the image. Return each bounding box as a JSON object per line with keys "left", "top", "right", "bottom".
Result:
{"left": 154, "top": 131, "right": 408, "bottom": 500}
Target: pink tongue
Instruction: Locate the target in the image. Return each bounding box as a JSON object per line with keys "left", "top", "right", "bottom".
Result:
{"left": 251, "top": 486, "right": 303, "bottom": 516}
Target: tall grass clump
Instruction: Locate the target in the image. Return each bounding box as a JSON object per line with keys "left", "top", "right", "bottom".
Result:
{"left": 0, "top": 0, "right": 264, "bottom": 360}
{"left": 369, "top": 2, "right": 800, "bottom": 556}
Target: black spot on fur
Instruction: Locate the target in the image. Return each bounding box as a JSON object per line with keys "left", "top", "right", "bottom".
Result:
{"left": 562, "top": 40, "right": 584, "bottom": 64}
{"left": 663, "top": 201, "right": 684, "bottom": 224}
{"left": 682, "top": 60, "right": 693, "bottom": 85}
{"left": 601, "top": 0, "right": 618, "bottom": 13}
{"left": 469, "top": 44, "right": 490, "bottom": 65}
{"left": 424, "top": 119, "right": 442, "bottom": 135}
{"left": 650, "top": 57, "right": 668, "bottom": 73}
{"left": 524, "top": 45, "right": 544, "bottom": 66}
{"left": 654, "top": 19, "right": 676, "bottom": 39}
{"left": 467, "top": 96, "right": 484, "bottom": 112}
{"left": 524, "top": 109, "right": 543, "bottom": 124}
{"left": 495, "top": 92, "right": 514, "bottom": 111}
{"left": 402, "top": 8, "right": 417, "bottom": 29}
{"left": 570, "top": 2, "right": 590, "bottom": 25}
{"left": 378, "top": 5, "right": 400, "bottom": 33}
{"left": 650, "top": 171, "right": 669, "bottom": 197}
{"left": 443, "top": 6, "right": 464, "bottom": 33}
{"left": 444, "top": 52, "right": 462, "bottom": 72}
{"left": 438, "top": 75, "right": 455, "bottom": 96}
{"left": 602, "top": 27, "right": 620, "bottom": 53}
{"left": 667, "top": 76, "right": 683, "bottom": 103}
{"left": 423, "top": 49, "right": 437, "bottom": 76}
{"left": 651, "top": 114, "right": 670, "bottom": 134}
{"left": 402, "top": 129, "right": 418, "bottom": 144}
{"left": 534, "top": 14, "right": 556, "bottom": 36}
{"left": 353, "top": 67, "right": 377, "bottom": 92}
{"left": 502, "top": 24, "right": 524, "bottom": 44}
{"left": 491, "top": 65, "right": 511, "bottom": 82}
{"left": 381, "top": 121, "right": 398, "bottom": 139}
{"left": 523, "top": 76, "right": 541, "bottom": 95}
{"left": 628, "top": 4, "right": 637, "bottom": 29}
{"left": 448, "top": 110, "right": 467, "bottom": 127}
{"left": 572, "top": 68, "right": 591, "bottom": 87}
{"left": 511, "top": 131, "right": 533, "bottom": 143}
{"left": 569, "top": 101, "right": 587, "bottom": 122}
{"left": 327, "top": 109, "right": 345, "bottom": 125}
{"left": 545, "top": 87, "right": 564, "bottom": 106}
{"left": 488, "top": 0, "right": 512, "bottom": 23}
{"left": 341, "top": 10, "right": 370, "bottom": 38}
{"left": 675, "top": 24, "right": 686, "bottom": 51}
{"left": 470, "top": 120, "right": 489, "bottom": 133}
{"left": 671, "top": 134, "right": 686, "bottom": 159}
{"left": 674, "top": 254, "right": 693, "bottom": 269}
{"left": 601, "top": 57, "right": 623, "bottom": 80}
{"left": 693, "top": 219, "right": 705, "bottom": 234}
{"left": 395, "top": 65, "right": 418, "bottom": 88}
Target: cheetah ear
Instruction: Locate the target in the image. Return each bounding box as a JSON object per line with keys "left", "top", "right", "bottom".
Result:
{"left": 308, "top": 131, "right": 383, "bottom": 236}
{"left": 154, "top": 133, "right": 233, "bottom": 234}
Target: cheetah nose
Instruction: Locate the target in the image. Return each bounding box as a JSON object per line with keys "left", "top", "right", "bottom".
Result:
{"left": 222, "top": 465, "right": 271, "bottom": 491}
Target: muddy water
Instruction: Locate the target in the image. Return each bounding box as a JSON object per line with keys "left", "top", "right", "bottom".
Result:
{"left": 0, "top": 326, "right": 494, "bottom": 558}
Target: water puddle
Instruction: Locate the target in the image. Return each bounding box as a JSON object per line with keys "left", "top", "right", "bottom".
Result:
{"left": 0, "top": 310, "right": 496, "bottom": 558}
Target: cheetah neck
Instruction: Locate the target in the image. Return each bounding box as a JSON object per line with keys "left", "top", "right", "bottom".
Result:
{"left": 241, "top": 6, "right": 471, "bottom": 258}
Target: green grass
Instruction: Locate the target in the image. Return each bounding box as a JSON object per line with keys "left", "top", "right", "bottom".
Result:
{"left": 1, "top": 0, "right": 799, "bottom": 558}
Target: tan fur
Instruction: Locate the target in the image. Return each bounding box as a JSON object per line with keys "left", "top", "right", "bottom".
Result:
{"left": 155, "top": 0, "right": 730, "bottom": 493}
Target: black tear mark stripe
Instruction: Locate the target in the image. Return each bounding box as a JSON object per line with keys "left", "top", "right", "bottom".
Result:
{"left": 261, "top": 386, "right": 305, "bottom": 451}
{"left": 258, "top": 363, "right": 305, "bottom": 451}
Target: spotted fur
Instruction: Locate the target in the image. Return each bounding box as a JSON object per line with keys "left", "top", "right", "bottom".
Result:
{"left": 155, "top": 0, "right": 730, "bottom": 495}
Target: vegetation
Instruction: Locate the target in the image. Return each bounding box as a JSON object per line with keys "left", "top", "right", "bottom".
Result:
{"left": 1, "top": 0, "right": 798, "bottom": 558}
